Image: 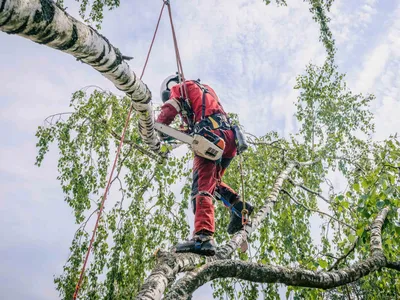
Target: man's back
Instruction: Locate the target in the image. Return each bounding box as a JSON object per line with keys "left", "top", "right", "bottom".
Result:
{"left": 169, "top": 80, "right": 225, "bottom": 123}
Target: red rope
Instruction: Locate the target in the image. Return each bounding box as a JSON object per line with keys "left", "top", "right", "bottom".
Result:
{"left": 140, "top": 3, "right": 167, "bottom": 80}
{"left": 73, "top": 2, "right": 166, "bottom": 299}
{"left": 166, "top": 1, "right": 189, "bottom": 99}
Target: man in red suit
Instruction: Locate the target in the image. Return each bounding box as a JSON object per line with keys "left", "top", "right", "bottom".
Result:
{"left": 157, "top": 75, "right": 253, "bottom": 256}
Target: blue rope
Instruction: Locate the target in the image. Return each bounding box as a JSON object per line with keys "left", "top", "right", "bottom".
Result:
{"left": 219, "top": 196, "right": 241, "bottom": 218}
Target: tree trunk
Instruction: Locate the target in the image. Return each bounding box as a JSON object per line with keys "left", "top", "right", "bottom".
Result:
{"left": 0, "top": 0, "right": 160, "bottom": 152}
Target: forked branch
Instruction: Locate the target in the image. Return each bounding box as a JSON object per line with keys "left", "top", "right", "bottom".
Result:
{"left": 165, "top": 208, "right": 390, "bottom": 299}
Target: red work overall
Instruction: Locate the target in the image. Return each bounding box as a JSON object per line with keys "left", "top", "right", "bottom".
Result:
{"left": 157, "top": 80, "right": 238, "bottom": 234}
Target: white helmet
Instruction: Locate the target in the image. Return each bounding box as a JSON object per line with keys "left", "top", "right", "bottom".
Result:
{"left": 160, "top": 74, "right": 180, "bottom": 102}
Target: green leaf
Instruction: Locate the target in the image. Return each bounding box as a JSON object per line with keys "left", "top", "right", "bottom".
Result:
{"left": 348, "top": 234, "right": 356, "bottom": 244}
{"left": 318, "top": 259, "right": 328, "bottom": 269}
{"left": 353, "top": 183, "right": 360, "bottom": 192}
{"left": 356, "top": 227, "right": 364, "bottom": 237}
{"left": 376, "top": 200, "right": 385, "bottom": 209}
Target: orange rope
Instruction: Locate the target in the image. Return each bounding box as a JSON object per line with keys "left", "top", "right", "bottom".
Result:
{"left": 73, "top": 2, "right": 166, "bottom": 299}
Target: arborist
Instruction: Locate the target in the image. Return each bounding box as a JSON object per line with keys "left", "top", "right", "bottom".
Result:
{"left": 157, "top": 75, "right": 254, "bottom": 256}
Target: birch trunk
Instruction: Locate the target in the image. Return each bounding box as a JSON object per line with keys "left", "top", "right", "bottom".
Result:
{"left": 0, "top": 0, "right": 160, "bottom": 151}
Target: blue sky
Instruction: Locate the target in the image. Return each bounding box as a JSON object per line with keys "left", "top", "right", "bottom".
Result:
{"left": 0, "top": 0, "right": 399, "bottom": 299}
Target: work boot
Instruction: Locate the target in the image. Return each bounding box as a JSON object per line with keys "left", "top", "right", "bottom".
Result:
{"left": 175, "top": 232, "right": 216, "bottom": 256}
{"left": 227, "top": 201, "right": 254, "bottom": 234}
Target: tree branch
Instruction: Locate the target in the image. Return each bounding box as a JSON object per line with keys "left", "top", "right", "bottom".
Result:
{"left": 44, "top": 112, "right": 74, "bottom": 125}
{"left": 0, "top": 0, "right": 161, "bottom": 152}
{"left": 327, "top": 236, "right": 359, "bottom": 271}
{"left": 248, "top": 141, "right": 279, "bottom": 146}
{"left": 164, "top": 208, "right": 389, "bottom": 299}
{"left": 281, "top": 189, "right": 356, "bottom": 231}
{"left": 109, "top": 129, "right": 160, "bottom": 161}
{"left": 288, "top": 177, "right": 331, "bottom": 204}
{"left": 386, "top": 261, "right": 400, "bottom": 271}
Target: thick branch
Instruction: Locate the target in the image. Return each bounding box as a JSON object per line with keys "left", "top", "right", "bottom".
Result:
{"left": 0, "top": 0, "right": 160, "bottom": 151}
{"left": 165, "top": 208, "right": 389, "bottom": 299}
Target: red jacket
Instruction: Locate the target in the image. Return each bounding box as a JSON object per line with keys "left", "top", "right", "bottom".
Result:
{"left": 157, "top": 80, "right": 226, "bottom": 126}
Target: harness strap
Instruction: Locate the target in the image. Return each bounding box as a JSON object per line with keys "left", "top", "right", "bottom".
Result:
{"left": 193, "top": 80, "right": 209, "bottom": 120}
{"left": 201, "top": 89, "right": 208, "bottom": 120}
{"left": 197, "top": 191, "right": 242, "bottom": 218}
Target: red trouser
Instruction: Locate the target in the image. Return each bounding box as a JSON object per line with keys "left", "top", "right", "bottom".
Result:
{"left": 191, "top": 128, "right": 238, "bottom": 234}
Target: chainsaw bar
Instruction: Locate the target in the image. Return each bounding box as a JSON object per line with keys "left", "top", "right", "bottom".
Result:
{"left": 154, "top": 122, "right": 194, "bottom": 145}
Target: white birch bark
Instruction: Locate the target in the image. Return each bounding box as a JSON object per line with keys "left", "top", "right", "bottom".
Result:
{"left": 0, "top": 0, "right": 160, "bottom": 151}
{"left": 165, "top": 208, "right": 391, "bottom": 299}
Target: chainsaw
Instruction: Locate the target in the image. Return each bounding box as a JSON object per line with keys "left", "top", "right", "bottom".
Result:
{"left": 154, "top": 122, "right": 225, "bottom": 161}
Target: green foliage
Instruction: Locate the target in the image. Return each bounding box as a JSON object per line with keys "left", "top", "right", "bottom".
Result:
{"left": 36, "top": 89, "right": 191, "bottom": 298}
{"left": 56, "top": 0, "right": 120, "bottom": 29}
{"left": 295, "top": 58, "right": 375, "bottom": 162}
{"left": 203, "top": 59, "right": 398, "bottom": 299}
{"left": 35, "top": 0, "right": 400, "bottom": 299}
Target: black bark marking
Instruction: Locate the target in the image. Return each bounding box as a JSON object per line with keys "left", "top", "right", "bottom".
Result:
{"left": 33, "top": 10, "right": 42, "bottom": 23}
{"left": 98, "top": 31, "right": 112, "bottom": 52}
{"left": 0, "top": 0, "right": 6, "bottom": 13}
{"left": 0, "top": 8, "right": 13, "bottom": 27}
{"left": 122, "top": 75, "right": 140, "bottom": 93}
{"left": 36, "top": 25, "right": 55, "bottom": 40}
{"left": 26, "top": 26, "right": 41, "bottom": 36}
{"left": 119, "top": 85, "right": 136, "bottom": 92}
{"left": 119, "top": 76, "right": 131, "bottom": 87}
{"left": 39, "top": 31, "right": 58, "bottom": 44}
{"left": 57, "top": 24, "right": 78, "bottom": 50}
{"left": 87, "top": 44, "right": 106, "bottom": 65}
{"left": 39, "top": 0, "right": 55, "bottom": 23}
{"left": 114, "top": 71, "right": 125, "bottom": 81}
{"left": 7, "top": 16, "right": 29, "bottom": 34}
{"left": 75, "top": 52, "right": 92, "bottom": 61}
{"left": 100, "top": 53, "right": 122, "bottom": 73}
{"left": 144, "top": 97, "right": 151, "bottom": 104}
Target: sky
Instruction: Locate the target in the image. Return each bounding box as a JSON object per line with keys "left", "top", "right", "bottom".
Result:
{"left": 0, "top": 0, "right": 399, "bottom": 299}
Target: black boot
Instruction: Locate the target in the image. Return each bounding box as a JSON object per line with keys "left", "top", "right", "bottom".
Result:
{"left": 175, "top": 232, "right": 216, "bottom": 256}
{"left": 227, "top": 201, "right": 254, "bottom": 234}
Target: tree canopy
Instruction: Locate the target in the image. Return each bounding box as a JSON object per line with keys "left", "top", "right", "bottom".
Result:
{"left": 2, "top": 0, "right": 398, "bottom": 299}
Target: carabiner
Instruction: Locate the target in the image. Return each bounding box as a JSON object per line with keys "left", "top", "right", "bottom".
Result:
{"left": 241, "top": 208, "right": 249, "bottom": 226}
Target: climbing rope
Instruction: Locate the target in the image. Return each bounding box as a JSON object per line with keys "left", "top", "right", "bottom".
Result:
{"left": 165, "top": 0, "right": 189, "bottom": 99}
{"left": 239, "top": 153, "right": 248, "bottom": 225}
{"left": 73, "top": 2, "right": 167, "bottom": 299}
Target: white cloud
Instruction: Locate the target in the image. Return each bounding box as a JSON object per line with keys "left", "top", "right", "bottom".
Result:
{"left": 351, "top": 2, "right": 400, "bottom": 140}
{"left": 354, "top": 43, "right": 390, "bottom": 94}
